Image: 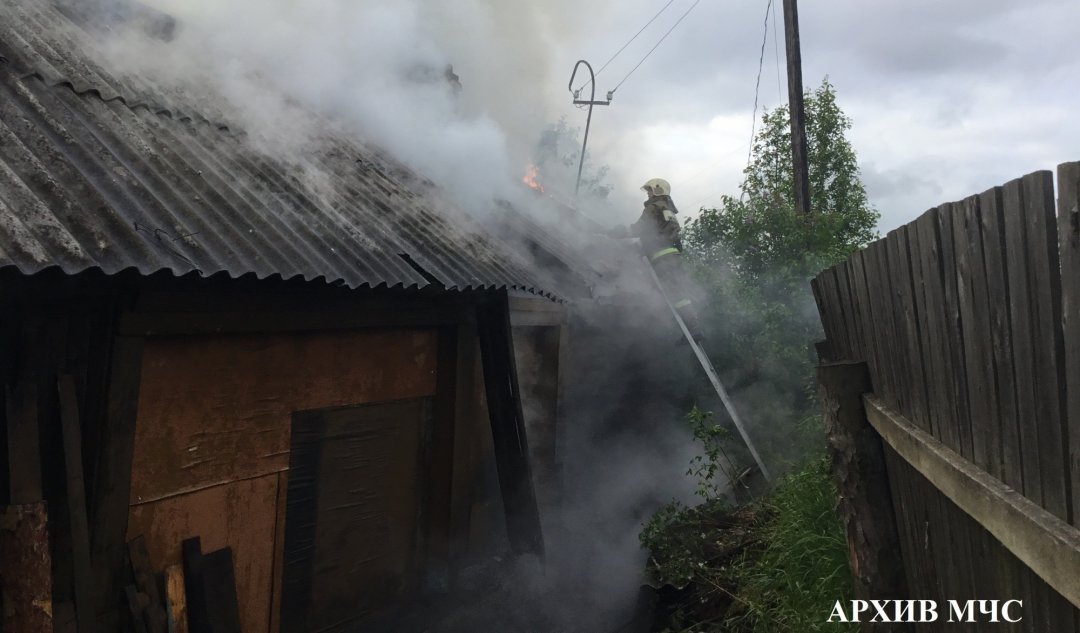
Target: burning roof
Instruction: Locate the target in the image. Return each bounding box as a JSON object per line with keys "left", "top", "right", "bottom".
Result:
{"left": 0, "top": 0, "right": 576, "bottom": 298}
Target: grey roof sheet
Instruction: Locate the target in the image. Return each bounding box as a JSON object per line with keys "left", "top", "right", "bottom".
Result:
{"left": 0, "top": 0, "right": 561, "bottom": 298}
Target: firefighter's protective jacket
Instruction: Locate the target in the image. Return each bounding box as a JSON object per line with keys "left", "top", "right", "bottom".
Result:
{"left": 611, "top": 195, "right": 682, "bottom": 259}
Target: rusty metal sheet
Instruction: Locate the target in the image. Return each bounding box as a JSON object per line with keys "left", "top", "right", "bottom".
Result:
{"left": 0, "top": 503, "right": 52, "bottom": 632}
{"left": 127, "top": 474, "right": 278, "bottom": 633}
{"left": 130, "top": 329, "right": 437, "bottom": 504}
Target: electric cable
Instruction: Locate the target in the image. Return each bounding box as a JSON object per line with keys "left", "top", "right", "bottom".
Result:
{"left": 772, "top": 0, "right": 782, "bottom": 104}
{"left": 690, "top": 0, "right": 774, "bottom": 211}
{"left": 744, "top": 0, "right": 773, "bottom": 174}
{"left": 609, "top": 0, "right": 701, "bottom": 95}
{"left": 574, "top": 0, "right": 679, "bottom": 94}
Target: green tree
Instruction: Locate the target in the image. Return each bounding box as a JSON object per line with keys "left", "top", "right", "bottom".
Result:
{"left": 682, "top": 79, "right": 879, "bottom": 470}
{"left": 685, "top": 79, "right": 878, "bottom": 280}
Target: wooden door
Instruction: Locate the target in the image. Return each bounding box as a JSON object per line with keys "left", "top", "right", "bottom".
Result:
{"left": 280, "top": 399, "right": 432, "bottom": 632}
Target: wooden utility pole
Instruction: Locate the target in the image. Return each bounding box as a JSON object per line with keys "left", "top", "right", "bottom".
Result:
{"left": 782, "top": 0, "right": 812, "bottom": 215}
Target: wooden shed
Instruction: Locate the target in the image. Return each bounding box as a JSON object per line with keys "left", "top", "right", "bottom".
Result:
{"left": 0, "top": 1, "right": 586, "bottom": 630}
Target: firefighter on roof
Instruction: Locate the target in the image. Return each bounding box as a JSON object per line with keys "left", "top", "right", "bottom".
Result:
{"left": 607, "top": 178, "right": 706, "bottom": 342}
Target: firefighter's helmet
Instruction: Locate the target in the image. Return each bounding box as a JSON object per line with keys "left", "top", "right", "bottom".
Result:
{"left": 641, "top": 178, "right": 671, "bottom": 197}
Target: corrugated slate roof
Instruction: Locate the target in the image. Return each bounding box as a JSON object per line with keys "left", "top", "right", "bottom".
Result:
{"left": 0, "top": 0, "right": 562, "bottom": 298}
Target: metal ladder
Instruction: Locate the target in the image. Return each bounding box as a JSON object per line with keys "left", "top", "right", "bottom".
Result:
{"left": 643, "top": 257, "right": 772, "bottom": 482}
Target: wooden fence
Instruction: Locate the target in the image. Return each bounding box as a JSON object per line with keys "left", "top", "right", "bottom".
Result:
{"left": 813, "top": 161, "right": 1080, "bottom": 630}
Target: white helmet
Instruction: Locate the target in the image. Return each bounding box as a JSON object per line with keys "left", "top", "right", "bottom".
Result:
{"left": 641, "top": 178, "right": 671, "bottom": 197}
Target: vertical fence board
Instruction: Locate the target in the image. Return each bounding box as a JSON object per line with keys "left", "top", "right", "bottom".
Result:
{"left": 883, "top": 449, "right": 930, "bottom": 600}
{"left": 907, "top": 217, "right": 938, "bottom": 439}
{"left": 1021, "top": 171, "right": 1075, "bottom": 631}
{"left": 867, "top": 241, "right": 902, "bottom": 411}
{"left": 880, "top": 232, "right": 908, "bottom": 413}
{"left": 836, "top": 263, "right": 864, "bottom": 362}
{"left": 953, "top": 194, "right": 999, "bottom": 475}
{"left": 825, "top": 263, "right": 851, "bottom": 356}
{"left": 892, "top": 226, "right": 933, "bottom": 430}
{"left": 849, "top": 250, "right": 885, "bottom": 398}
{"left": 1058, "top": 161, "right": 1080, "bottom": 527}
{"left": 979, "top": 185, "right": 1025, "bottom": 492}
{"left": 937, "top": 203, "right": 974, "bottom": 461}
{"left": 1002, "top": 177, "right": 1043, "bottom": 506}
{"left": 1019, "top": 171, "right": 1070, "bottom": 521}
{"left": 916, "top": 209, "right": 958, "bottom": 450}
{"left": 825, "top": 265, "right": 851, "bottom": 360}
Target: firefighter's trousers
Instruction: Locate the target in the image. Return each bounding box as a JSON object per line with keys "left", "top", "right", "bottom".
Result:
{"left": 649, "top": 247, "right": 705, "bottom": 340}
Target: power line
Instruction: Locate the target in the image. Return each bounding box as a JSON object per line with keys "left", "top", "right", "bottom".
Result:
{"left": 574, "top": 0, "right": 680, "bottom": 94}
{"left": 686, "top": 0, "right": 776, "bottom": 212}
{"left": 610, "top": 0, "right": 701, "bottom": 94}
{"left": 744, "top": 0, "right": 774, "bottom": 174}
{"left": 772, "top": 0, "right": 782, "bottom": 104}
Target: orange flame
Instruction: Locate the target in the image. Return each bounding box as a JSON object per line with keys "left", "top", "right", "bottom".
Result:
{"left": 522, "top": 164, "right": 544, "bottom": 193}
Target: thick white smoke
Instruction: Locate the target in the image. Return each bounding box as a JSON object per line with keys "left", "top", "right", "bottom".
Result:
{"left": 117, "top": 0, "right": 622, "bottom": 215}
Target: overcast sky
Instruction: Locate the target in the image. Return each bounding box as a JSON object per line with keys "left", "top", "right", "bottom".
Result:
{"left": 143, "top": 0, "right": 1079, "bottom": 234}
{"left": 542, "top": 0, "right": 1080, "bottom": 231}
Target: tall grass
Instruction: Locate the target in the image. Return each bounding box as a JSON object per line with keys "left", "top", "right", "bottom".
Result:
{"left": 723, "top": 457, "right": 856, "bottom": 632}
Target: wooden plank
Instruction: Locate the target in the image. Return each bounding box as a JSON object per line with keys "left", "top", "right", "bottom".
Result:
{"left": 910, "top": 211, "right": 947, "bottom": 443}
{"left": 811, "top": 270, "right": 841, "bottom": 358}
{"left": 881, "top": 450, "right": 925, "bottom": 601}
{"left": 5, "top": 380, "right": 41, "bottom": 503}
{"left": 889, "top": 226, "right": 932, "bottom": 429}
{"left": 979, "top": 185, "right": 1025, "bottom": 492}
{"left": 1002, "top": 177, "right": 1047, "bottom": 508}
{"left": 848, "top": 249, "right": 884, "bottom": 401}
{"left": 201, "top": 548, "right": 241, "bottom": 633}
{"left": 820, "top": 267, "right": 850, "bottom": 359}
{"left": 119, "top": 305, "right": 463, "bottom": 336}
{"left": 129, "top": 536, "right": 167, "bottom": 633}
{"left": 835, "top": 263, "right": 865, "bottom": 361}
{"left": 830, "top": 265, "right": 857, "bottom": 360}
{"left": 90, "top": 335, "right": 144, "bottom": 628}
{"left": 181, "top": 538, "right": 210, "bottom": 633}
{"left": 937, "top": 202, "right": 975, "bottom": 461}
{"left": 869, "top": 240, "right": 905, "bottom": 413}
{"left": 918, "top": 206, "right": 959, "bottom": 453}
{"left": 875, "top": 234, "right": 910, "bottom": 415}
{"left": 268, "top": 472, "right": 287, "bottom": 633}
{"left": 475, "top": 291, "right": 545, "bottom": 557}
{"left": 508, "top": 309, "right": 565, "bottom": 328}
{"left": 426, "top": 326, "right": 460, "bottom": 580}
{"left": 0, "top": 503, "right": 53, "bottom": 632}
{"left": 163, "top": 564, "right": 188, "bottom": 633}
{"left": 984, "top": 181, "right": 1044, "bottom": 633}
{"left": 1020, "top": 170, "right": 1074, "bottom": 629}
{"left": 953, "top": 194, "right": 1012, "bottom": 623}
{"left": 507, "top": 295, "right": 564, "bottom": 314}
{"left": 1057, "top": 160, "right": 1080, "bottom": 528}
{"left": 864, "top": 395, "right": 1080, "bottom": 609}
{"left": 448, "top": 324, "right": 480, "bottom": 573}
{"left": 57, "top": 374, "right": 95, "bottom": 633}
{"left": 952, "top": 195, "right": 1000, "bottom": 475}
{"left": 1020, "top": 171, "right": 1070, "bottom": 521}
{"left": 809, "top": 277, "right": 832, "bottom": 349}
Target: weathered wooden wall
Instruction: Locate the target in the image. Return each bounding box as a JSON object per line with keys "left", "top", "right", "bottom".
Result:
{"left": 0, "top": 273, "right": 559, "bottom": 633}
{"left": 814, "top": 162, "right": 1080, "bottom": 630}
